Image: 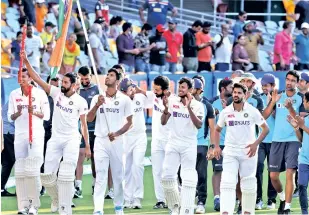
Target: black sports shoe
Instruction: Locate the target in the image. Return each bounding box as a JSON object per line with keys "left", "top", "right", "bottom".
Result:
{"left": 40, "top": 186, "right": 45, "bottom": 196}
{"left": 74, "top": 187, "right": 83, "bottom": 198}
{"left": 153, "top": 201, "right": 167, "bottom": 209}
{"left": 283, "top": 209, "right": 290, "bottom": 214}
{"left": 92, "top": 186, "right": 94, "bottom": 196}
{"left": 236, "top": 204, "right": 242, "bottom": 214}
{"left": 277, "top": 200, "right": 285, "bottom": 214}
{"left": 1, "top": 189, "right": 16, "bottom": 197}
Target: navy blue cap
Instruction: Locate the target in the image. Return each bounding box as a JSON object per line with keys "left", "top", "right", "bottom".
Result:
{"left": 120, "top": 78, "right": 135, "bottom": 92}
{"left": 261, "top": 73, "right": 275, "bottom": 85}
{"left": 300, "top": 72, "right": 309, "bottom": 82}
{"left": 193, "top": 78, "right": 203, "bottom": 89}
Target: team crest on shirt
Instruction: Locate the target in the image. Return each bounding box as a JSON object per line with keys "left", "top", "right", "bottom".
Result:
{"left": 31, "top": 97, "right": 35, "bottom": 102}
{"left": 114, "top": 101, "right": 119, "bottom": 105}
{"left": 185, "top": 209, "right": 190, "bottom": 214}
{"left": 292, "top": 99, "right": 296, "bottom": 104}
{"left": 69, "top": 101, "right": 73, "bottom": 105}
{"left": 61, "top": 206, "right": 65, "bottom": 211}
{"left": 136, "top": 101, "right": 140, "bottom": 105}
{"left": 244, "top": 113, "right": 249, "bottom": 118}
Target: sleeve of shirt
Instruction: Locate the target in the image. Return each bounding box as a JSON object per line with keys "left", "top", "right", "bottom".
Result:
{"left": 134, "top": 36, "right": 142, "bottom": 49}
{"left": 274, "top": 33, "right": 283, "bottom": 55}
{"left": 144, "top": 91, "right": 154, "bottom": 108}
{"left": 40, "top": 91, "right": 50, "bottom": 121}
{"left": 168, "top": 98, "right": 173, "bottom": 114}
{"left": 116, "top": 36, "right": 126, "bottom": 53}
{"left": 233, "top": 23, "right": 242, "bottom": 38}
{"left": 168, "top": 2, "right": 174, "bottom": 10}
{"left": 213, "top": 34, "right": 221, "bottom": 44}
{"left": 232, "top": 45, "right": 241, "bottom": 61}
{"left": 299, "top": 94, "right": 306, "bottom": 113}
{"left": 206, "top": 102, "right": 215, "bottom": 119}
{"left": 253, "top": 108, "right": 265, "bottom": 126}
{"left": 294, "top": 35, "right": 300, "bottom": 44}
{"left": 194, "top": 102, "right": 205, "bottom": 119}
{"left": 49, "top": 85, "right": 61, "bottom": 99}
{"left": 7, "top": 92, "right": 15, "bottom": 123}
{"left": 142, "top": 1, "right": 149, "bottom": 9}
{"left": 89, "top": 95, "right": 99, "bottom": 110}
{"left": 217, "top": 109, "right": 226, "bottom": 128}
{"left": 79, "top": 98, "right": 89, "bottom": 116}
{"left": 195, "top": 33, "right": 202, "bottom": 46}
{"left": 124, "top": 97, "right": 134, "bottom": 118}
{"left": 95, "top": 2, "right": 100, "bottom": 11}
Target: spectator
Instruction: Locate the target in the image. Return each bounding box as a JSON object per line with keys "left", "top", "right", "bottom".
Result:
{"left": 25, "top": 23, "right": 44, "bottom": 73}
{"left": 42, "top": 42, "right": 53, "bottom": 74}
{"left": 298, "top": 72, "right": 309, "bottom": 94}
{"left": 35, "top": 0, "right": 48, "bottom": 33}
{"left": 243, "top": 21, "right": 264, "bottom": 71}
{"left": 40, "top": 22, "right": 56, "bottom": 47}
{"left": 232, "top": 35, "right": 250, "bottom": 71}
{"left": 196, "top": 21, "right": 213, "bottom": 72}
{"left": 68, "top": 14, "right": 81, "bottom": 36}
{"left": 94, "top": 17, "right": 110, "bottom": 52}
{"left": 11, "top": 31, "right": 22, "bottom": 70}
{"left": 109, "top": 16, "right": 123, "bottom": 40}
{"left": 213, "top": 24, "right": 232, "bottom": 72}
{"left": 134, "top": 23, "right": 155, "bottom": 73}
{"left": 233, "top": 11, "right": 247, "bottom": 41}
{"left": 89, "top": 23, "right": 106, "bottom": 74}
{"left": 60, "top": 33, "right": 80, "bottom": 74}
{"left": 294, "top": 0, "right": 309, "bottom": 30}
{"left": 273, "top": 21, "right": 294, "bottom": 71}
{"left": 149, "top": 24, "right": 168, "bottom": 73}
{"left": 20, "top": 0, "right": 36, "bottom": 25}
{"left": 1, "top": 38, "right": 12, "bottom": 73}
{"left": 139, "top": 0, "right": 177, "bottom": 29}
{"left": 75, "top": 8, "right": 88, "bottom": 51}
{"left": 182, "top": 20, "right": 202, "bottom": 72}
{"left": 163, "top": 18, "right": 183, "bottom": 74}
{"left": 95, "top": 0, "right": 109, "bottom": 23}
{"left": 116, "top": 22, "right": 140, "bottom": 73}
{"left": 295, "top": 22, "right": 309, "bottom": 70}
{"left": 230, "top": 69, "right": 244, "bottom": 79}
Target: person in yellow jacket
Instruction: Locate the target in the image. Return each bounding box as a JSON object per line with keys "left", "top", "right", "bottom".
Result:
{"left": 60, "top": 33, "right": 80, "bottom": 75}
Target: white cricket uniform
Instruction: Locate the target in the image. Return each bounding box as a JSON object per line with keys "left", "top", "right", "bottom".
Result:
{"left": 162, "top": 97, "right": 204, "bottom": 180}
{"left": 44, "top": 86, "right": 88, "bottom": 173}
{"left": 217, "top": 102, "right": 265, "bottom": 188}
{"left": 8, "top": 87, "right": 50, "bottom": 159}
{"left": 147, "top": 92, "right": 176, "bottom": 202}
{"left": 124, "top": 93, "right": 149, "bottom": 202}
{"left": 91, "top": 91, "right": 133, "bottom": 212}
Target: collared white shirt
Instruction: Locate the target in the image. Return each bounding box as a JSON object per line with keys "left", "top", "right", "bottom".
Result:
{"left": 167, "top": 96, "right": 205, "bottom": 145}
{"left": 217, "top": 102, "right": 265, "bottom": 148}
{"left": 50, "top": 86, "right": 88, "bottom": 137}
{"left": 8, "top": 87, "right": 50, "bottom": 139}
{"left": 90, "top": 91, "right": 133, "bottom": 138}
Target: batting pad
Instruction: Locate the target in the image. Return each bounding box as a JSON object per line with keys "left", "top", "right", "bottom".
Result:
{"left": 241, "top": 176, "right": 257, "bottom": 215}
{"left": 25, "top": 157, "right": 43, "bottom": 208}
{"left": 161, "top": 179, "right": 180, "bottom": 209}
{"left": 220, "top": 171, "right": 237, "bottom": 215}
{"left": 180, "top": 169, "right": 198, "bottom": 215}
{"left": 15, "top": 159, "right": 28, "bottom": 211}
{"left": 41, "top": 173, "right": 58, "bottom": 203}
{"left": 58, "top": 161, "right": 76, "bottom": 215}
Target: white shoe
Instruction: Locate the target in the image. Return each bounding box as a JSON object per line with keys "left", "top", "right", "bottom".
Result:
{"left": 17, "top": 208, "right": 29, "bottom": 215}
{"left": 51, "top": 200, "right": 58, "bottom": 213}
{"left": 255, "top": 200, "right": 263, "bottom": 210}
{"left": 93, "top": 211, "right": 103, "bottom": 215}
{"left": 195, "top": 204, "right": 205, "bottom": 214}
{"left": 132, "top": 198, "right": 142, "bottom": 209}
{"left": 108, "top": 188, "right": 114, "bottom": 199}
{"left": 28, "top": 206, "right": 38, "bottom": 215}
{"left": 124, "top": 200, "right": 132, "bottom": 209}
{"left": 115, "top": 209, "right": 124, "bottom": 215}
{"left": 266, "top": 200, "right": 276, "bottom": 210}
{"left": 170, "top": 205, "right": 180, "bottom": 215}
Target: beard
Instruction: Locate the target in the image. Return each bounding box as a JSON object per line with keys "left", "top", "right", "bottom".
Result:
{"left": 81, "top": 82, "right": 90, "bottom": 88}
{"left": 224, "top": 92, "right": 232, "bottom": 98}
{"left": 61, "top": 86, "right": 70, "bottom": 94}
{"left": 155, "top": 92, "right": 164, "bottom": 98}
{"left": 233, "top": 97, "right": 243, "bottom": 104}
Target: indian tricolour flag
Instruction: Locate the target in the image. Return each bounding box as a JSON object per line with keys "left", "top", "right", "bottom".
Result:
{"left": 48, "top": 0, "right": 74, "bottom": 78}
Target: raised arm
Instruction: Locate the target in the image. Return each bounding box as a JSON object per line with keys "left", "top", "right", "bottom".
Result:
{"left": 263, "top": 89, "right": 280, "bottom": 119}
{"left": 161, "top": 96, "right": 171, "bottom": 125}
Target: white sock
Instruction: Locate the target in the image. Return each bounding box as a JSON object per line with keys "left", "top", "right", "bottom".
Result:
{"left": 92, "top": 178, "right": 96, "bottom": 187}
{"left": 75, "top": 180, "right": 82, "bottom": 189}
{"left": 278, "top": 191, "right": 285, "bottom": 201}
{"left": 284, "top": 202, "right": 291, "bottom": 210}
{"left": 214, "top": 195, "right": 220, "bottom": 199}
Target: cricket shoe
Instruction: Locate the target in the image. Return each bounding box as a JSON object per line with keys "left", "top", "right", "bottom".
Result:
{"left": 115, "top": 206, "right": 124, "bottom": 215}
{"left": 93, "top": 211, "right": 103, "bottom": 215}
{"left": 28, "top": 206, "right": 38, "bottom": 215}
{"left": 214, "top": 197, "right": 220, "bottom": 211}
{"left": 170, "top": 205, "right": 180, "bottom": 215}
{"left": 105, "top": 188, "right": 114, "bottom": 199}
{"left": 124, "top": 200, "right": 132, "bottom": 209}
{"left": 74, "top": 187, "right": 83, "bottom": 199}
{"left": 277, "top": 200, "right": 285, "bottom": 214}
{"left": 195, "top": 203, "right": 205, "bottom": 214}
{"left": 51, "top": 200, "right": 58, "bottom": 213}
{"left": 255, "top": 199, "right": 263, "bottom": 210}
{"left": 266, "top": 199, "right": 276, "bottom": 210}
{"left": 40, "top": 186, "right": 45, "bottom": 196}
{"left": 92, "top": 186, "right": 94, "bottom": 196}
{"left": 283, "top": 209, "right": 291, "bottom": 214}
{"left": 153, "top": 201, "right": 168, "bottom": 209}
{"left": 236, "top": 204, "right": 242, "bottom": 214}
{"left": 17, "top": 207, "right": 29, "bottom": 215}
{"left": 1, "top": 189, "right": 16, "bottom": 197}
{"left": 132, "top": 198, "right": 142, "bottom": 209}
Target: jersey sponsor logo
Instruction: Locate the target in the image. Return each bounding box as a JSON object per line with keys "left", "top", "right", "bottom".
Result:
{"left": 100, "top": 108, "right": 104, "bottom": 113}
{"left": 228, "top": 120, "right": 250, "bottom": 126}
{"left": 173, "top": 105, "right": 180, "bottom": 109}
{"left": 227, "top": 114, "right": 235, "bottom": 118}
{"left": 154, "top": 98, "right": 159, "bottom": 103}
{"left": 173, "top": 111, "right": 190, "bottom": 118}
{"left": 100, "top": 107, "right": 120, "bottom": 113}
{"left": 56, "top": 101, "right": 73, "bottom": 113}
{"left": 15, "top": 98, "right": 23, "bottom": 102}
{"left": 20, "top": 104, "right": 37, "bottom": 109}
{"left": 134, "top": 107, "right": 143, "bottom": 112}
{"left": 277, "top": 103, "right": 284, "bottom": 108}
{"left": 154, "top": 104, "right": 163, "bottom": 113}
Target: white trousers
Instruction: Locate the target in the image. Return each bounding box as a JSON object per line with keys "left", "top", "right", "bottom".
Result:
{"left": 162, "top": 142, "right": 197, "bottom": 180}
{"left": 93, "top": 136, "right": 124, "bottom": 212}
{"left": 14, "top": 137, "right": 44, "bottom": 159}
{"left": 151, "top": 138, "right": 167, "bottom": 202}
{"left": 124, "top": 132, "right": 147, "bottom": 201}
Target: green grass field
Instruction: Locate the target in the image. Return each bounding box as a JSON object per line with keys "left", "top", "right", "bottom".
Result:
{"left": 1, "top": 137, "right": 305, "bottom": 214}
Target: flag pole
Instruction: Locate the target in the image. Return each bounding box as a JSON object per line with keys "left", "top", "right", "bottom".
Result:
{"left": 18, "top": 20, "right": 27, "bottom": 83}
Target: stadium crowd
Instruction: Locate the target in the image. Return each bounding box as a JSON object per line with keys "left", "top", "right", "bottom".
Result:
{"left": 1, "top": 0, "right": 309, "bottom": 215}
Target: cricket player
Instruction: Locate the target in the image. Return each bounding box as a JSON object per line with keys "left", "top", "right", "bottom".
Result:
{"left": 255, "top": 74, "right": 277, "bottom": 210}
{"left": 75, "top": 66, "right": 99, "bottom": 198}
{"left": 119, "top": 78, "right": 149, "bottom": 209}
{"left": 287, "top": 92, "right": 309, "bottom": 215}
{"left": 297, "top": 73, "right": 309, "bottom": 95}
{"left": 87, "top": 68, "right": 133, "bottom": 215}
{"left": 209, "top": 78, "right": 233, "bottom": 212}
{"left": 214, "top": 83, "right": 269, "bottom": 215}
{"left": 8, "top": 68, "right": 50, "bottom": 215}
{"left": 263, "top": 70, "right": 306, "bottom": 214}
{"left": 21, "top": 51, "right": 91, "bottom": 215}
{"left": 161, "top": 77, "right": 205, "bottom": 215}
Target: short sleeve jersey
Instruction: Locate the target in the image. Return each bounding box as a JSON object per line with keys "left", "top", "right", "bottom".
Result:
{"left": 217, "top": 102, "right": 265, "bottom": 148}
{"left": 127, "top": 93, "right": 148, "bottom": 134}
{"left": 299, "top": 116, "right": 309, "bottom": 165}
{"left": 143, "top": 0, "right": 174, "bottom": 27}
{"left": 50, "top": 86, "right": 88, "bottom": 137}
{"left": 260, "top": 93, "right": 275, "bottom": 143}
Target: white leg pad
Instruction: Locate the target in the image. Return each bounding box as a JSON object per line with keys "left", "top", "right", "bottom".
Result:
{"left": 58, "top": 161, "right": 76, "bottom": 215}
{"left": 241, "top": 176, "right": 257, "bottom": 215}
{"left": 220, "top": 171, "right": 237, "bottom": 215}
{"left": 161, "top": 179, "right": 180, "bottom": 209}
{"left": 15, "top": 159, "right": 29, "bottom": 211}
{"left": 180, "top": 169, "right": 198, "bottom": 215}
{"left": 25, "top": 157, "right": 43, "bottom": 208}
{"left": 41, "top": 173, "right": 58, "bottom": 203}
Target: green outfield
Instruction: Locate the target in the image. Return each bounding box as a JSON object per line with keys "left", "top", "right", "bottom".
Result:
{"left": 1, "top": 137, "right": 305, "bottom": 214}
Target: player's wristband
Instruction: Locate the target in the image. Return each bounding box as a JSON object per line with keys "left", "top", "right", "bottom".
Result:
{"left": 209, "top": 144, "right": 215, "bottom": 149}
{"left": 295, "top": 127, "right": 299, "bottom": 130}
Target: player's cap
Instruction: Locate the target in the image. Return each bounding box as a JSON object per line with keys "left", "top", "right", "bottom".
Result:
{"left": 94, "top": 17, "right": 106, "bottom": 24}
{"left": 234, "top": 72, "right": 258, "bottom": 83}
{"left": 156, "top": 24, "right": 165, "bottom": 33}
{"left": 261, "top": 73, "right": 275, "bottom": 85}
{"left": 193, "top": 78, "right": 203, "bottom": 89}
{"left": 300, "top": 72, "right": 309, "bottom": 82}
{"left": 244, "top": 20, "right": 255, "bottom": 28}
{"left": 120, "top": 78, "right": 136, "bottom": 92}
{"left": 167, "top": 18, "right": 177, "bottom": 24}
{"left": 45, "top": 22, "right": 56, "bottom": 28}
{"left": 301, "top": 22, "right": 309, "bottom": 29}
{"left": 36, "top": 0, "right": 45, "bottom": 3}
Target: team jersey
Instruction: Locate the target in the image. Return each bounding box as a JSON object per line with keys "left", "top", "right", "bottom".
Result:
{"left": 8, "top": 87, "right": 50, "bottom": 139}
{"left": 217, "top": 102, "right": 265, "bottom": 148}
{"left": 212, "top": 96, "right": 226, "bottom": 146}
{"left": 272, "top": 91, "right": 305, "bottom": 142}
{"left": 90, "top": 91, "right": 133, "bottom": 138}
{"left": 127, "top": 93, "right": 149, "bottom": 135}
{"left": 167, "top": 97, "right": 204, "bottom": 145}
{"left": 260, "top": 93, "right": 275, "bottom": 143}
{"left": 50, "top": 86, "right": 88, "bottom": 138}
{"left": 299, "top": 116, "right": 309, "bottom": 165}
